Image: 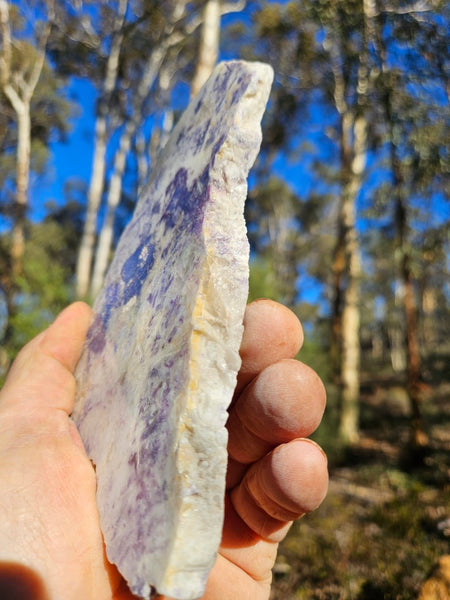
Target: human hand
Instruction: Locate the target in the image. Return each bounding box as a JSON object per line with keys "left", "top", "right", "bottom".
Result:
{"left": 0, "top": 299, "right": 327, "bottom": 600}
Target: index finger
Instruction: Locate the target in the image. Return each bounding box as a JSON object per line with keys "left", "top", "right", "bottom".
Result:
{"left": 235, "top": 299, "right": 304, "bottom": 397}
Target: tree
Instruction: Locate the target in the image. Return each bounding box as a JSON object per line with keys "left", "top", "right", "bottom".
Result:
{"left": 191, "top": 0, "right": 246, "bottom": 97}
{"left": 232, "top": 0, "right": 448, "bottom": 446}
{"left": 0, "top": 198, "right": 84, "bottom": 379}
{"left": 89, "top": 0, "right": 197, "bottom": 298}
{"left": 0, "top": 0, "right": 54, "bottom": 278}
{"left": 324, "top": 0, "right": 374, "bottom": 444}
{"left": 241, "top": 0, "right": 370, "bottom": 442}
{"left": 0, "top": 0, "right": 73, "bottom": 359}
{"left": 74, "top": 0, "right": 129, "bottom": 299}
{"left": 49, "top": 0, "right": 172, "bottom": 299}
{"left": 372, "top": 1, "right": 449, "bottom": 447}
{"left": 190, "top": 0, "right": 221, "bottom": 97}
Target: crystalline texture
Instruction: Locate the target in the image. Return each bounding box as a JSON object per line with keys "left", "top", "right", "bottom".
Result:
{"left": 72, "top": 61, "right": 273, "bottom": 600}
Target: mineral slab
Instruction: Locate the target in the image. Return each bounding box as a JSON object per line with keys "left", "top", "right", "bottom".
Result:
{"left": 72, "top": 60, "right": 273, "bottom": 600}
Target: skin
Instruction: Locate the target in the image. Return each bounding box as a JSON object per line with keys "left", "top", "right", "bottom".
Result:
{"left": 0, "top": 299, "right": 328, "bottom": 600}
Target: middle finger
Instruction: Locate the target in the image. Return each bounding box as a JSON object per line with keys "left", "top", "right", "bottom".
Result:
{"left": 226, "top": 358, "right": 326, "bottom": 488}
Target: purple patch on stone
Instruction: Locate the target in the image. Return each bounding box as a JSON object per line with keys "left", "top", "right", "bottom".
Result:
{"left": 86, "top": 314, "right": 107, "bottom": 354}
{"left": 120, "top": 239, "right": 155, "bottom": 304}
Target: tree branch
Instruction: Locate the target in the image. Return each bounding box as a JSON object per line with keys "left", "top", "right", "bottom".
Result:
{"left": 27, "top": 22, "right": 52, "bottom": 99}
{"left": 377, "top": 0, "right": 439, "bottom": 15}
{"left": 185, "top": 0, "right": 246, "bottom": 36}
{"left": 221, "top": 0, "right": 247, "bottom": 15}
{"left": 0, "top": 1, "right": 25, "bottom": 113}
{"left": 0, "top": 0, "right": 12, "bottom": 88}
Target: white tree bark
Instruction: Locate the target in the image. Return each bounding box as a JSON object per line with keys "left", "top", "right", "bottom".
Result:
{"left": 75, "top": 0, "right": 128, "bottom": 299}
{"left": 191, "top": 0, "right": 221, "bottom": 97}
{"left": 89, "top": 44, "right": 168, "bottom": 298}
{"left": 0, "top": 0, "right": 52, "bottom": 277}
{"left": 338, "top": 115, "right": 366, "bottom": 444}
{"left": 190, "top": 0, "right": 246, "bottom": 98}
{"left": 10, "top": 107, "right": 31, "bottom": 275}
{"left": 326, "top": 1, "right": 372, "bottom": 444}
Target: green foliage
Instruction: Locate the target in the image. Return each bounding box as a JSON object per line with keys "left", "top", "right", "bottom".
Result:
{"left": 248, "top": 256, "right": 281, "bottom": 303}
{"left": 2, "top": 204, "right": 83, "bottom": 363}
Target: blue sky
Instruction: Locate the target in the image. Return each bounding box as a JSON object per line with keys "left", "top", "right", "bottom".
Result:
{"left": 30, "top": 78, "right": 96, "bottom": 220}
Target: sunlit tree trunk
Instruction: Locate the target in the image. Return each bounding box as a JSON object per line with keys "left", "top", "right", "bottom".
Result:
{"left": 191, "top": 0, "right": 221, "bottom": 97}
{"left": 327, "top": 1, "right": 372, "bottom": 443}
{"left": 75, "top": 0, "right": 128, "bottom": 299}
{"left": 338, "top": 115, "right": 366, "bottom": 444}
{"left": 0, "top": 0, "right": 51, "bottom": 278}
{"left": 191, "top": 0, "right": 246, "bottom": 97}
{"left": 10, "top": 106, "right": 31, "bottom": 278}
{"left": 89, "top": 119, "right": 132, "bottom": 299}
{"left": 327, "top": 20, "right": 353, "bottom": 386}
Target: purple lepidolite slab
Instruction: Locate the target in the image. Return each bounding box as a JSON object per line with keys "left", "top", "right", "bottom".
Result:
{"left": 72, "top": 60, "right": 273, "bottom": 600}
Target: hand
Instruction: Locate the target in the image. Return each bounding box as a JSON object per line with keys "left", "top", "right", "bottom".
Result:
{"left": 0, "top": 300, "right": 328, "bottom": 600}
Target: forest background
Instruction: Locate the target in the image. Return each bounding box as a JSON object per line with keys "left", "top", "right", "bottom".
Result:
{"left": 0, "top": 1, "right": 449, "bottom": 598}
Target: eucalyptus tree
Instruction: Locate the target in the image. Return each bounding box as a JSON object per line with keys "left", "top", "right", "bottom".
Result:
{"left": 52, "top": 0, "right": 203, "bottom": 299}
{"left": 231, "top": 0, "right": 448, "bottom": 444}
{"left": 0, "top": 0, "right": 73, "bottom": 357}
{"left": 370, "top": 0, "right": 449, "bottom": 446}
{"left": 47, "top": 0, "right": 170, "bottom": 298}
{"left": 190, "top": 0, "right": 246, "bottom": 98}
{"left": 242, "top": 0, "right": 378, "bottom": 442}
{"left": 0, "top": 0, "right": 54, "bottom": 277}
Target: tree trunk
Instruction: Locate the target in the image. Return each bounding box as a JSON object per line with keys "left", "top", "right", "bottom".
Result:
{"left": 90, "top": 119, "right": 132, "bottom": 298}
{"left": 389, "top": 319, "right": 407, "bottom": 372}
{"left": 330, "top": 215, "right": 345, "bottom": 381}
{"left": 401, "top": 222, "right": 427, "bottom": 446}
{"left": 0, "top": 0, "right": 49, "bottom": 278}
{"left": 421, "top": 286, "right": 436, "bottom": 347}
{"left": 75, "top": 0, "right": 128, "bottom": 299}
{"left": 10, "top": 102, "right": 31, "bottom": 278}
{"left": 328, "top": 1, "right": 372, "bottom": 444}
{"left": 375, "top": 14, "right": 428, "bottom": 446}
{"left": 191, "top": 0, "right": 221, "bottom": 97}
{"left": 89, "top": 40, "right": 168, "bottom": 297}
{"left": 339, "top": 220, "right": 361, "bottom": 443}
{"left": 391, "top": 190, "right": 427, "bottom": 447}
{"left": 338, "top": 115, "right": 366, "bottom": 445}
{"left": 75, "top": 114, "right": 110, "bottom": 298}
